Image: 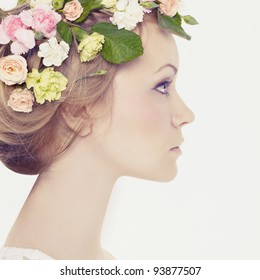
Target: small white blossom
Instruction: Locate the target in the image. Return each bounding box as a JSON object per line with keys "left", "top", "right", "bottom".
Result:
{"left": 116, "top": 0, "right": 128, "bottom": 10}
{"left": 38, "top": 37, "right": 70, "bottom": 67}
{"left": 110, "top": 0, "right": 144, "bottom": 31}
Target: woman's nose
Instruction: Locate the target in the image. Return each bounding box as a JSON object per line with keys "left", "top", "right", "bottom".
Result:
{"left": 171, "top": 93, "right": 195, "bottom": 128}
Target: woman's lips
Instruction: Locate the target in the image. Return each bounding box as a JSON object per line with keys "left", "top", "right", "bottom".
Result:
{"left": 170, "top": 147, "right": 182, "bottom": 154}
{"left": 170, "top": 139, "right": 184, "bottom": 154}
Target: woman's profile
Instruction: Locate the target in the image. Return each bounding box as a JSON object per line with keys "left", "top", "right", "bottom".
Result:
{"left": 0, "top": 0, "right": 197, "bottom": 259}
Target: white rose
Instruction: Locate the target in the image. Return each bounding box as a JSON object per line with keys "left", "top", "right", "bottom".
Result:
{"left": 0, "top": 55, "right": 28, "bottom": 86}
{"left": 38, "top": 37, "right": 70, "bottom": 67}
{"left": 158, "top": 0, "right": 180, "bottom": 17}
{"left": 63, "top": 0, "right": 84, "bottom": 21}
{"left": 7, "top": 88, "right": 35, "bottom": 113}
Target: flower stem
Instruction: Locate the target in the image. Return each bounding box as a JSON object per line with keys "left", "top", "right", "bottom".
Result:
{"left": 63, "top": 20, "right": 87, "bottom": 32}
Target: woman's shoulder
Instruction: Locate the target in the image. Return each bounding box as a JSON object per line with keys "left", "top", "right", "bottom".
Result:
{"left": 0, "top": 247, "right": 54, "bottom": 260}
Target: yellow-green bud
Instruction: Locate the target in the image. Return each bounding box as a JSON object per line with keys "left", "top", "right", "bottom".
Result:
{"left": 52, "top": 0, "right": 65, "bottom": 10}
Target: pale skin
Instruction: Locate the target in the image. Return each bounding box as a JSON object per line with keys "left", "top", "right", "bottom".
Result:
{"left": 4, "top": 15, "right": 194, "bottom": 259}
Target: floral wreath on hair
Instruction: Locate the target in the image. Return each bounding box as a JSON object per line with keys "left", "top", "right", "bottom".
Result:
{"left": 0, "top": 0, "right": 198, "bottom": 113}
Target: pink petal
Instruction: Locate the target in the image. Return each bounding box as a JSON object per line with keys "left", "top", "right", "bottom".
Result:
{"left": 20, "top": 10, "right": 33, "bottom": 27}
{"left": 14, "top": 29, "right": 35, "bottom": 49}
{"left": 44, "top": 29, "right": 57, "bottom": 39}
{"left": 10, "top": 41, "right": 29, "bottom": 55}
{"left": 0, "top": 24, "right": 10, "bottom": 44}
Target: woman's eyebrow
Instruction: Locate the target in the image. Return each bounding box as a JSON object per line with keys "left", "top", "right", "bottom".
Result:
{"left": 155, "top": 64, "right": 178, "bottom": 75}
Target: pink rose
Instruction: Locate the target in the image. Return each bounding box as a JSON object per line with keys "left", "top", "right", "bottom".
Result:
{"left": 7, "top": 88, "right": 35, "bottom": 113}
{"left": 0, "top": 14, "right": 36, "bottom": 54}
{"left": 31, "top": 5, "right": 62, "bottom": 38}
{"left": 159, "top": 0, "right": 179, "bottom": 17}
{"left": 1, "top": 15, "right": 26, "bottom": 41}
{"left": 63, "top": 0, "right": 84, "bottom": 21}
{"left": 0, "top": 55, "right": 28, "bottom": 86}
{"left": 15, "top": 29, "right": 36, "bottom": 50}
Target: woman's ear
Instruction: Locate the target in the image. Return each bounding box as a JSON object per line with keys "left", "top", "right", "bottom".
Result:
{"left": 59, "top": 103, "right": 92, "bottom": 137}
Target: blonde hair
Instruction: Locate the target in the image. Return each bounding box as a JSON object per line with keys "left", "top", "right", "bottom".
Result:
{"left": 0, "top": 10, "right": 144, "bottom": 175}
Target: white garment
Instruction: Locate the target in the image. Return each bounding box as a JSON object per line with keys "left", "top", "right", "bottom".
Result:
{"left": 0, "top": 247, "right": 54, "bottom": 260}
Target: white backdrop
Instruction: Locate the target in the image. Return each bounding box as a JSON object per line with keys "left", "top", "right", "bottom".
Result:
{"left": 0, "top": 0, "right": 260, "bottom": 259}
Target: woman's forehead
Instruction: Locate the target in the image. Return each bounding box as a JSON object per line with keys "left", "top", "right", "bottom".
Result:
{"left": 124, "top": 23, "right": 179, "bottom": 75}
{"left": 114, "top": 13, "right": 179, "bottom": 79}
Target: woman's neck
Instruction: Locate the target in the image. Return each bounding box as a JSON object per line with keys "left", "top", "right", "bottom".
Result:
{"left": 5, "top": 137, "right": 119, "bottom": 259}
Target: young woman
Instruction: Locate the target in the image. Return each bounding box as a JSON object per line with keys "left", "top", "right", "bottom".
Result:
{"left": 0, "top": 1, "right": 196, "bottom": 259}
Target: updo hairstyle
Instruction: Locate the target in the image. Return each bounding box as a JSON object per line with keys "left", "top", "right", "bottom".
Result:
{"left": 0, "top": 10, "right": 144, "bottom": 175}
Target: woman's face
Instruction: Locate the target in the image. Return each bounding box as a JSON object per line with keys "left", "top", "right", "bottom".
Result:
{"left": 89, "top": 15, "right": 195, "bottom": 182}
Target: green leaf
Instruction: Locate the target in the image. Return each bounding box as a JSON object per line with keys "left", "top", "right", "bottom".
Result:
{"left": 57, "top": 21, "right": 73, "bottom": 45}
{"left": 157, "top": 11, "right": 191, "bottom": 40}
{"left": 76, "top": 69, "right": 107, "bottom": 82}
{"left": 75, "top": 0, "right": 92, "bottom": 23}
{"left": 139, "top": 1, "right": 159, "bottom": 9}
{"left": 91, "top": 0, "right": 104, "bottom": 10}
{"left": 173, "top": 12, "right": 182, "bottom": 26}
{"left": 183, "top": 15, "right": 199, "bottom": 25}
{"left": 73, "top": 27, "right": 88, "bottom": 41}
{"left": 91, "top": 23, "right": 144, "bottom": 64}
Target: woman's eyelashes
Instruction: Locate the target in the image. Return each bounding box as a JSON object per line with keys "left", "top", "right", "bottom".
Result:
{"left": 154, "top": 79, "right": 173, "bottom": 96}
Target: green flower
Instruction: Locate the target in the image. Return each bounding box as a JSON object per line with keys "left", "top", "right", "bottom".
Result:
{"left": 24, "top": 68, "right": 41, "bottom": 89}
{"left": 78, "top": 32, "right": 105, "bottom": 62}
{"left": 26, "top": 68, "right": 68, "bottom": 104}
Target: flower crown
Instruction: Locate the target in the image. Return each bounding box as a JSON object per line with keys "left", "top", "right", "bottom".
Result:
{"left": 0, "top": 0, "right": 198, "bottom": 113}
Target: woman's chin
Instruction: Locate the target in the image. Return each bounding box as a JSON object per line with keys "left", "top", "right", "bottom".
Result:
{"left": 135, "top": 167, "right": 178, "bottom": 183}
{"left": 154, "top": 171, "right": 178, "bottom": 183}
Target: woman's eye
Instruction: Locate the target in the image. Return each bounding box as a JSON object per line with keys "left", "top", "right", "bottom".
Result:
{"left": 154, "top": 80, "right": 172, "bottom": 96}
